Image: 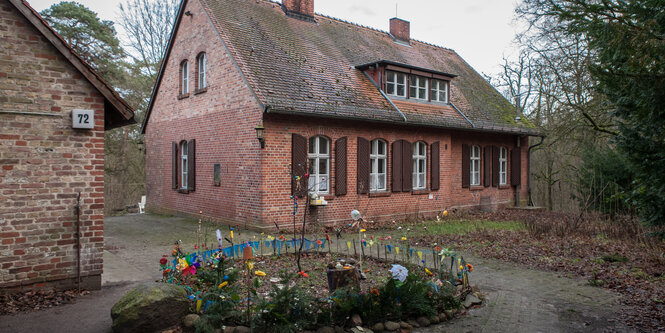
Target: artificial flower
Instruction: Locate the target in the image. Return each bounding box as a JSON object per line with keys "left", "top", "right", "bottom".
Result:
{"left": 466, "top": 264, "right": 474, "bottom": 272}
{"left": 160, "top": 258, "right": 168, "bottom": 265}
{"left": 360, "top": 229, "right": 366, "bottom": 233}
{"left": 298, "top": 271, "right": 309, "bottom": 278}
{"left": 384, "top": 235, "right": 392, "bottom": 240}
{"left": 218, "top": 281, "right": 228, "bottom": 289}
{"left": 459, "top": 265, "right": 464, "bottom": 271}
{"left": 370, "top": 288, "right": 379, "bottom": 296}
{"left": 425, "top": 268, "right": 434, "bottom": 276}
{"left": 255, "top": 270, "right": 266, "bottom": 277}
{"left": 246, "top": 261, "right": 255, "bottom": 270}
{"left": 176, "top": 258, "right": 189, "bottom": 270}
{"left": 401, "top": 236, "right": 407, "bottom": 241}
{"left": 316, "top": 239, "right": 322, "bottom": 246}
{"left": 183, "top": 265, "right": 197, "bottom": 276}
{"left": 389, "top": 264, "right": 408, "bottom": 282}
{"left": 443, "top": 210, "right": 448, "bottom": 216}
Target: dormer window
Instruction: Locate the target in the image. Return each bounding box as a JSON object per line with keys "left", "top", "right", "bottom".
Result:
{"left": 385, "top": 70, "right": 406, "bottom": 97}
{"left": 409, "top": 75, "right": 428, "bottom": 100}
{"left": 431, "top": 79, "right": 448, "bottom": 103}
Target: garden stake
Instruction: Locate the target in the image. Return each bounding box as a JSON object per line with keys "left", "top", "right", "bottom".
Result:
{"left": 353, "top": 240, "right": 357, "bottom": 258}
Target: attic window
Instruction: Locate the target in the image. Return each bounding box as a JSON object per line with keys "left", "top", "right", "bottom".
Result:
{"left": 385, "top": 70, "right": 406, "bottom": 97}
{"left": 431, "top": 79, "right": 448, "bottom": 103}
{"left": 409, "top": 75, "right": 428, "bottom": 100}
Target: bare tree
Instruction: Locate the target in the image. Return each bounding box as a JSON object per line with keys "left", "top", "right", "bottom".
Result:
{"left": 119, "top": 0, "right": 179, "bottom": 78}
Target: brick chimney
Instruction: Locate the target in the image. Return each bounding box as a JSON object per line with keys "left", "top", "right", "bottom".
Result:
{"left": 390, "top": 17, "right": 410, "bottom": 43}
{"left": 282, "top": 0, "right": 314, "bottom": 19}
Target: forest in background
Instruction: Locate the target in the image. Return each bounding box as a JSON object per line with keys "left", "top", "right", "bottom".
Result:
{"left": 40, "top": 0, "right": 665, "bottom": 233}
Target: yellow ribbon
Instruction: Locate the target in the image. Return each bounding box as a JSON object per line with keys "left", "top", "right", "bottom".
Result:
{"left": 417, "top": 251, "right": 423, "bottom": 260}
{"left": 395, "top": 247, "right": 399, "bottom": 254}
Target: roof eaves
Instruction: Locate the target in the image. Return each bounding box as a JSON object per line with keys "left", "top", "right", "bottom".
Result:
{"left": 355, "top": 60, "right": 458, "bottom": 78}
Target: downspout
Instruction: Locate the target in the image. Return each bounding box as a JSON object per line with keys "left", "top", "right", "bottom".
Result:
{"left": 361, "top": 71, "right": 407, "bottom": 122}
{"left": 449, "top": 102, "right": 474, "bottom": 128}
{"left": 527, "top": 135, "right": 545, "bottom": 206}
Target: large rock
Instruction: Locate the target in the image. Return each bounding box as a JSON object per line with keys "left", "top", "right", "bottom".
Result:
{"left": 416, "top": 316, "right": 430, "bottom": 327}
{"left": 111, "top": 282, "right": 189, "bottom": 333}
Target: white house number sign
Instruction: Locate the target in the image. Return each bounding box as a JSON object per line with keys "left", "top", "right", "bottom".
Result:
{"left": 72, "top": 109, "right": 94, "bottom": 129}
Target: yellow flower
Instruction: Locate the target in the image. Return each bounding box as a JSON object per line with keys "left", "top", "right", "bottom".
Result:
{"left": 425, "top": 268, "right": 434, "bottom": 276}
{"left": 254, "top": 270, "right": 266, "bottom": 277}
{"left": 459, "top": 265, "right": 464, "bottom": 271}
{"left": 218, "top": 281, "right": 228, "bottom": 289}
{"left": 176, "top": 258, "right": 188, "bottom": 270}
{"left": 360, "top": 229, "right": 366, "bottom": 233}
{"left": 246, "top": 261, "right": 254, "bottom": 270}
{"left": 401, "top": 236, "right": 407, "bottom": 241}
{"left": 443, "top": 210, "right": 448, "bottom": 216}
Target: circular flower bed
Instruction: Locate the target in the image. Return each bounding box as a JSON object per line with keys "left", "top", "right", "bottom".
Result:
{"left": 159, "top": 241, "right": 479, "bottom": 333}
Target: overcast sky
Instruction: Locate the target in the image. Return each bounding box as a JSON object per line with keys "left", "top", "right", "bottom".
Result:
{"left": 27, "top": 0, "right": 522, "bottom": 76}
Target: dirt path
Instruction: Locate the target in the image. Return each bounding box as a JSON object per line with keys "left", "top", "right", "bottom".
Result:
{"left": 0, "top": 214, "right": 631, "bottom": 332}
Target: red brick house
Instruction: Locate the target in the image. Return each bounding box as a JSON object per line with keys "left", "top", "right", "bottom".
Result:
{"left": 142, "top": 0, "right": 538, "bottom": 230}
{"left": 0, "top": 0, "right": 134, "bottom": 291}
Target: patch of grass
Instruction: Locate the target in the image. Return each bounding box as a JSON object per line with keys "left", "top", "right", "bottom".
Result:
{"left": 601, "top": 254, "right": 629, "bottom": 263}
{"left": 419, "top": 219, "right": 525, "bottom": 235}
{"left": 588, "top": 279, "right": 606, "bottom": 287}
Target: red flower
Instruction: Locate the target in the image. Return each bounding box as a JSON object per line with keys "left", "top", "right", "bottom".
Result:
{"left": 370, "top": 288, "right": 379, "bottom": 296}
{"left": 183, "top": 265, "right": 197, "bottom": 276}
{"left": 298, "top": 271, "right": 309, "bottom": 278}
{"left": 160, "top": 258, "right": 168, "bottom": 265}
{"left": 316, "top": 239, "right": 322, "bottom": 246}
{"left": 305, "top": 173, "right": 310, "bottom": 179}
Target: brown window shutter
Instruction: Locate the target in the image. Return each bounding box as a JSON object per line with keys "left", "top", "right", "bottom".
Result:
{"left": 187, "top": 139, "right": 196, "bottom": 191}
{"left": 483, "top": 146, "right": 491, "bottom": 187}
{"left": 391, "top": 140, "right": 403, "bottom": 192}
{"left": 357, "top": 137, "right": 370, "bottom": 194}
{"left": 292, "top": 134, "right": 307, "bottom": 197}
{"left": 335, "top": 137, "right": 347, "bottom": 196}
{"left": 511, "top": 148, "right": 521, "bottom": 186}
{"left": 431, "top": 142, "right": 440, "bottom": 190}
{"left": 461, "top": 144, "right": 470, "bottom": 188}
{"left": 492, "top": 145, "right": 499, "bottom": 187}
{"left": 172, "top": 141, "right": 178, "bottom": 189}
{"left": 401, "top": 140, "right": 412, "bottom": 191}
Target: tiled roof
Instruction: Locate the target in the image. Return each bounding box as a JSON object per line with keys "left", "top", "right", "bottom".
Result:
{"left": 198, "top": 0, "right": 536, "bottom": 134}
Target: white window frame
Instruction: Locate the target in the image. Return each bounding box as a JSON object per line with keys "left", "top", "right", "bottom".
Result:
{"left": 431, "top": 79, "right": 448, "bottom": 103}
{"left": 409, "top": 75, "right": 428, "bottom": 100}
{"left": 370, "top": 139, "right": 387, "bottom": 192}
{"left": 385, "top": 70, "right": 406, "bottom": 97}
{"left": 308, "top": 136, "right": 329, "bottom": 194}
{"left": 471, "top": 145, "right": 480, "bottom": 186}
{"left": 413, "top": 141, "right": 427, "bottom": 190}
{"left": 499, "top": 147, "right": 507, "bottom": 185}
{"left": 181, "top": 60, "right": 189, "bottom": 95}
{"left": 180, "top": 141, "right": 188, "bottom": 189}
{"left": 197, "top": 53, "right": 207, "bottom": 90}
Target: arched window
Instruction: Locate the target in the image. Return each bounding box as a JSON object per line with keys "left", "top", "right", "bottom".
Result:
{"left": 196, "top": 52, "right": 207, "bottom": 90}
{"left": 180, "top": 60, "right": 189, "bottom": 95}
{"left": 180, "top": 140, "right": 188, "bottom": 189}
{"left": 499, "top": 147, "right": 508, "bottom": 185}
{"left": 470, "top": 145, "right": 481, "bottom": 186}
{"left": 413, "top": 141, "right": 427, "bottom": 189}
{"left": 370, "top": 139, "right": 387, "bottom": 191}
{"left": 308, "top": 136, "right": 329, "bottom": 193}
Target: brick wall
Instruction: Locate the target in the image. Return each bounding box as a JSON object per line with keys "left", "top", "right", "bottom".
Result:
{"left": 0, "top": 3, "right": 105, "bottom": 291}
{"left": 145, "top": 0, "right": 264, "bottom": 225}
{"left": 260, "top": 115, "right": 527, "bottom": 230}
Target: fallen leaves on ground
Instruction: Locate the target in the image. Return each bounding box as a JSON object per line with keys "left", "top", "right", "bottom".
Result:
{"left": 0, "top": 289, "right": 87, "bottom": 315}
{"left": 408, "top": 210, "right": 665, "bottom": 332}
